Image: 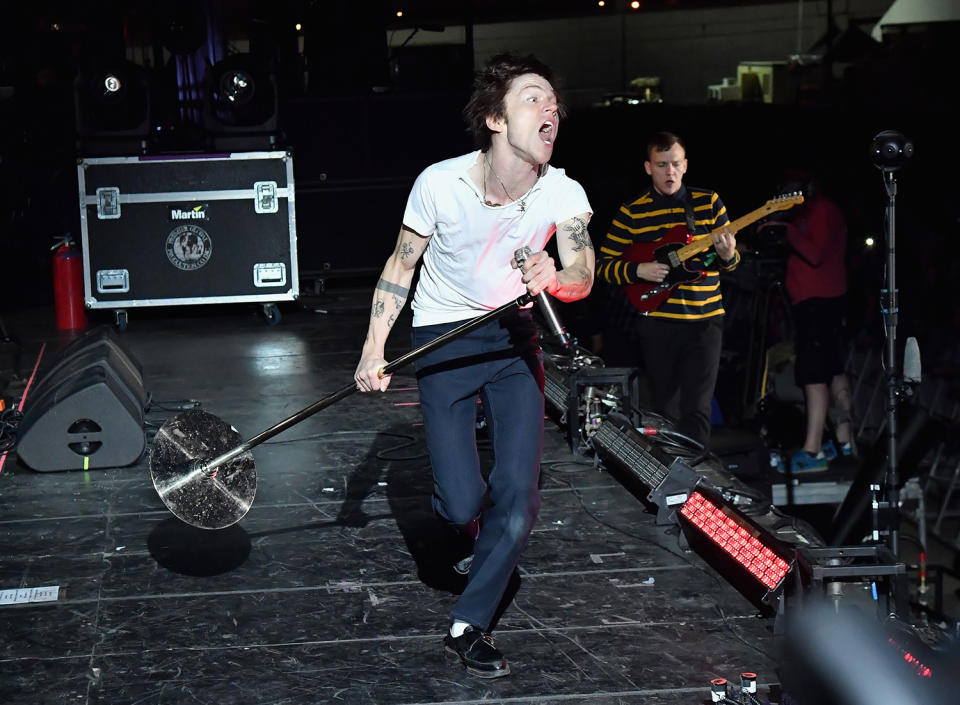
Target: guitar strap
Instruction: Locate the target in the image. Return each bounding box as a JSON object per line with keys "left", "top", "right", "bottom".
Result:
{"left": 682, "top": 191, "right": 699, "bottom": 235}
{"left": 682, "top": 190, "right": 716, "bottom": 268}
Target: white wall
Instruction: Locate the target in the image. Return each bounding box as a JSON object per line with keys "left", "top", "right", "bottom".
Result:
{"left": 390, "top": 0, "right": 892, "bottom": 105}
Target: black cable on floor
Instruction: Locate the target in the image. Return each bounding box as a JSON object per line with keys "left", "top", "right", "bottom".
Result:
{"left": 0, "top": 407, "right": 22, "bottom": 453}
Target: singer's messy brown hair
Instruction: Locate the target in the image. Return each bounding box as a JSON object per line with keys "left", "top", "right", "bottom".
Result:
{"left": 463, "top": 52, "right": 565, "bottom": 151}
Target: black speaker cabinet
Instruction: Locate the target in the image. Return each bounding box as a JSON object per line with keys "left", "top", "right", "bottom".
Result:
{"left": 16, "top": 329, "right": 146, "bottom": 472}
{"left": 54, "top": 325, "right": 143, "bottom": 378}
{"left": 38, "top": 327, "right": 147, "bottom": 410}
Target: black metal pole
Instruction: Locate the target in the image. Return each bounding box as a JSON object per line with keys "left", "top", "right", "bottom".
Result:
{"left": 882, "top": 170, "right": 900, "bottom": 557}
{"left": 194, "top": 293, "right": 534, "bottom": 473}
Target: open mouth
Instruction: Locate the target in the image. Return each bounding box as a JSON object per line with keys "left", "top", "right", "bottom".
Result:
{"left": 539, "top": 121, "right": 554, "bottom": 145}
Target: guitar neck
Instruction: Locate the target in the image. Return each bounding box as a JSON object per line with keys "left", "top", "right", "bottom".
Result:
{"left": 675, "top": 204, "right": 784, "bottom": 262}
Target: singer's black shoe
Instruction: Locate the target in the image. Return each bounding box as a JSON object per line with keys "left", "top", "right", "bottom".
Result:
{"left": 443, "top": 627, "right": 510, "bottom": 678}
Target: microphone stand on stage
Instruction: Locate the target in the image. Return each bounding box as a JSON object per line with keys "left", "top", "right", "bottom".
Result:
{"left": 870, "top": 130, "right": 915, "bottom": 559}
{"left": 794, "top": 132, "right": 917, "bottom": 625}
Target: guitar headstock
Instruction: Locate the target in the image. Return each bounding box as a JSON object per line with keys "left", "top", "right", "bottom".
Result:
{"left": 765, "top": 192, "right": 805, "bottom": 212}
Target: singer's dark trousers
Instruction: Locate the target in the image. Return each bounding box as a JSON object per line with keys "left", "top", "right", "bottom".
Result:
{"left": 412, "top": 310, "right": 543, "bottom": 631}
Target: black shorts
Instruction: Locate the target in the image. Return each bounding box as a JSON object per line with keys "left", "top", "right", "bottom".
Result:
{"left": 792, "top": 296, "right": 846, "bottom": 386}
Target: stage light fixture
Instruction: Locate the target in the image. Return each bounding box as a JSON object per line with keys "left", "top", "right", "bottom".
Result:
{"left": 207, "top": 58, "right": 275, "bottom": 127}
{"left": 202, "top": 54, "right": 279, "bottom": 149}
{"left": 220, "top": 70, "right": 252, "bottom": 105}
{"left": 592, "top": 416, "right": 796, "bottom": 613}
{"left": 679, "top": 489, "right": 792, "bottom": 591}
{"left": 74, "top": 58, "right": 152, "bottom": 155}
{"left": 543, "top": 364, "right": 570, "bottom": 421}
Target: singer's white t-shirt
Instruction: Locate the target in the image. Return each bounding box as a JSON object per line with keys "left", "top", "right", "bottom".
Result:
{"left": 403, "top": 150, "right": 592, "bottom": 327}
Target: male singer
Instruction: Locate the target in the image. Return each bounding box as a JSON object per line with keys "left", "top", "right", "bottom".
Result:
{"left": 354, "top": 53, "right": 594, "bottom": 678}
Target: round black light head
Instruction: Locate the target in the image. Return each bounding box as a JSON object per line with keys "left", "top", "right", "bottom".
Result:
{"left": 205, "top": 55, "right": 277, "bottom": 128}
{"left": 219, "top": 70, "right": 255, "bottom": 107}
{"left": 103, "top": 74, "right": 122, "bottom": 94}
{"left": 870, "top": 130, "right": 914, "bottom": 171}
{"left": 77, "top": 60, "right": 150, "bottom": 133}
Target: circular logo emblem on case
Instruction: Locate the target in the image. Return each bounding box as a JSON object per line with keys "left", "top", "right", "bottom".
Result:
{"left": 166, "top": 224, "right": 212, "bottom": 271}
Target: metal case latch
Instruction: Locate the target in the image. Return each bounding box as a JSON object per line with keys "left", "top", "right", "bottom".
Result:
{"left": 96, "top": 269, "right": 130, "bottom": 293}
{"left": 96, "top": 187, "right": 121, "bottom": 219}
{"left": 254, "top": 181, "right": 278, "bottom": 214}
{"left": 253, "top": 262, "right": 286, "bottom": 287}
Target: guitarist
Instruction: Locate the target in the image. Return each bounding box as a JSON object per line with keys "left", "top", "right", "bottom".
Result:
{"left": 597, "top": 131, "right": 738, "bottom": 446}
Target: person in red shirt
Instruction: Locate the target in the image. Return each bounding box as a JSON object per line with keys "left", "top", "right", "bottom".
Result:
{"left": 764, "top": 171, "right": 855, "bottom": 472}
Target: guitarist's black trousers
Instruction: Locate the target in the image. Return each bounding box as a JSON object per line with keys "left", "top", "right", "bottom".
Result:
{"left": 635, "top": 315, "right": 724, "bottom": 447}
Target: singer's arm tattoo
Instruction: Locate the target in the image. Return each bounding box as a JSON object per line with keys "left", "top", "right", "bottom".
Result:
{"left": 376, "top": 278, "right": 410, "bottom": 298}
{"left": 562, "top": 216, "right": 594, "bottom": 253}
{"left": 372, "top": 280, "right": 408, "bottom": 328}
{"left": 552, "top": 212, "right": 596, "bottom": 300}
{"left": 361, "top": 225, "right": 429, "bottom": 356}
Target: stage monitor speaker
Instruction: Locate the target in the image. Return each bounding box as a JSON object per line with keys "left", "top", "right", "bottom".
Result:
{"left": 16, "top": 328, "right": 146, "bottom": 472}
{"left": 41, "top": 348, "right": 145, "bottom": 411}
{"left": 53, "top": 325, "right": 143, "bottom": 377}
{"left": 16, "top": 365, "right": 145, "bottom": 472}
{"left": 31, "top": 326, "right": 146, "bottom": 410}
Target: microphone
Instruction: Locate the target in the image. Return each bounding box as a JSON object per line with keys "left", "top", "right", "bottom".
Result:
{"left": 903, "top": 336, "right": 921, "bottom": 384}
{"left": 514, "top": 247, "right": 572, "bottom": 348}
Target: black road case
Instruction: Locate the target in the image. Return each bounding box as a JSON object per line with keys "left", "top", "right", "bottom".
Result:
{"left": 78, "top": 151, "right": 299, "bottom": 326}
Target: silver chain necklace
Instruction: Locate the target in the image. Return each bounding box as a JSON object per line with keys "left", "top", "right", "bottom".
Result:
{"left": 485, "top": 153, "right": 527, "bottom": 212}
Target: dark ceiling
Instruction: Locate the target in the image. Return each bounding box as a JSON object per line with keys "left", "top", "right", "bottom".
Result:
{"left": 3, "top": 1, "right": 869, "bottom": 41}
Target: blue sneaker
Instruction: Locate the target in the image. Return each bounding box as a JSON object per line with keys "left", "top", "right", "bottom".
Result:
{"left": 821, "top": 440, "right": 838, "bottom": 460}
{"left": 839, "top": 441, "right": 854, "bottom": 457}
{"left": 790, "top": 450, "right": 829, "bottom": 473}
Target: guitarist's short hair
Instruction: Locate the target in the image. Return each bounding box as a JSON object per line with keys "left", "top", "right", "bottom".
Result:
{"left": 646, "top": 132, "right": 686, "bottom": 160}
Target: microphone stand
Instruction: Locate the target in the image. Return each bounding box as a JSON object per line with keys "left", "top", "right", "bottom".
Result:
{"left": 880, "top": 168, "right": 904, "bottom": 558}
{"left": 818, "top": 132, "right": 915, "bottom": 621}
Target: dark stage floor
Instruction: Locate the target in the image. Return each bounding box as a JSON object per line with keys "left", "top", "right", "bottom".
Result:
{"left": 0, "top": 290, "right": 954, "bottom": 704}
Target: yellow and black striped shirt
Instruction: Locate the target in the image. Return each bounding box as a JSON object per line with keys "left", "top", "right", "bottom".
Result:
{"left": 597, "top": 185, "right": 739, "bottom": 320}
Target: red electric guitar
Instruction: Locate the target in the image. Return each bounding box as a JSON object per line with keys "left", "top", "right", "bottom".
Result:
{"left": 623, "top": 192, "right": 804, "bottom": 312}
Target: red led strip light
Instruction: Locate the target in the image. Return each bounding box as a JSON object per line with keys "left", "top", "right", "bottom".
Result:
{"left": 680, "top": 491, "right": 791, "bottom": 590}
{"left": 887, "top": 638, "right": 934, "bottom": 678}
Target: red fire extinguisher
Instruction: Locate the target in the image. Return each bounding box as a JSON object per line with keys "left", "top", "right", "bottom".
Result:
{"left": 52, "top": 234, "right": 88, "bottom": 331}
